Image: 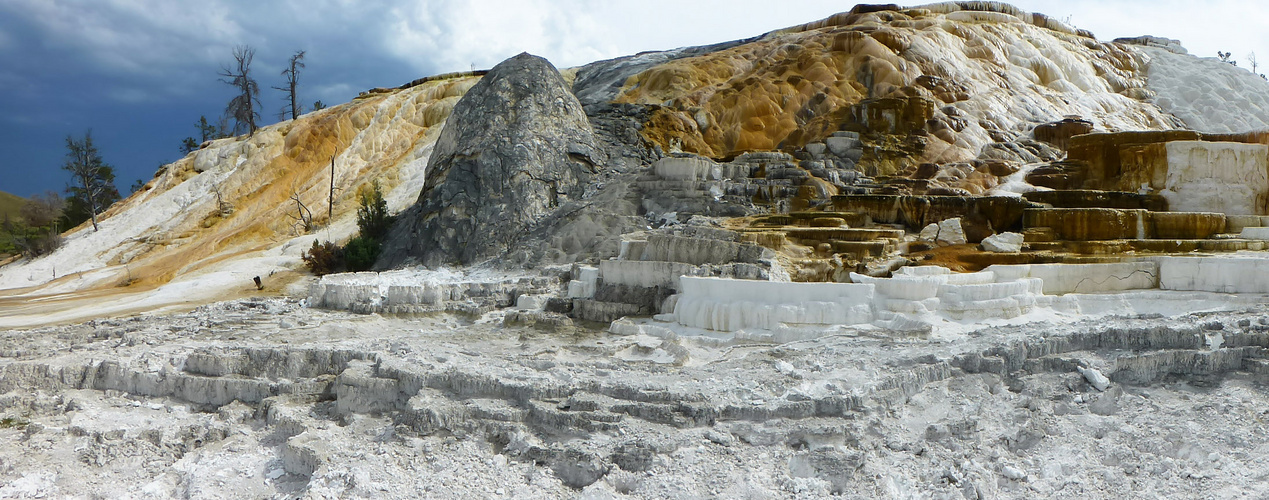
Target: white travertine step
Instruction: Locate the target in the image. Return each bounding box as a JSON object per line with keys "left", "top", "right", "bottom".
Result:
{"left": 672, "top": 270, "right": 1044, "bottom": 332}
{"left": 673, "top": 277, "right": 875, "bottom": 332}
{"left": 1157, "top": 141, "right": 1269, "bottom": 216}
{"left": 1156, "top": 256, "right": 1269, "bottom": 293}
{"left": 617, "top": 239, "right": 649, "bottom": 260}
{"left": 893, "top": 266, "right": 952, "bottom": 276}
{"left": 848, "top": 271, "right": 996, "bottom": 300}
{"left": 939, "top": 279, "right": 1040, "bottom": 304}
{"left": 567, "top": 266, "right": 599, "bottom": 299}
{"left": 985, "top": 262, "right": 1158, "bottom": 294}
{"left": 640, "top": 234, "right": 770, "bottom": 265}
{"left": 1240, "top": 227, "right": 1269, "bottom": 240}
{"left": 599, "top": 260, "right": 698, "bottom": 289}
{"left": 651, "top": 156, "right": 752, "bottom": 182}
{"left": 1225, "top": 215, "right": 1269, "bottom": 233}
{"left": 653, "top": 156, "right": 721, "bottom": 182}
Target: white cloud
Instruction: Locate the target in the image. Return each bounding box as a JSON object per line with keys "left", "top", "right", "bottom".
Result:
{"left": 376, "top": 0, "right": 853, "bottom": 74}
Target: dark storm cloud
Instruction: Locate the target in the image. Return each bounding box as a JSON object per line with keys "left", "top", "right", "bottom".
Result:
{"left": 0, "top": 0, "right": 442, "bottom": 197}
{"left": 0, "top": 0, "right": 430, "bottom": 103}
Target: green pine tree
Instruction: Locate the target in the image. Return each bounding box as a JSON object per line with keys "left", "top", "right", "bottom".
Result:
{"left": 62, "top": 131, "right": 120, "bottom": 231}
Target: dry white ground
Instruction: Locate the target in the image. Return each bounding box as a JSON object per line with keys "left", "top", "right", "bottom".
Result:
{"left": 1, "top": 297, "right": 1268, "bottom": 499}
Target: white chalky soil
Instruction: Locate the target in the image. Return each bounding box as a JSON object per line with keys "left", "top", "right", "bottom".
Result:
{"left": 1, "top": 298, "right": 1268, "bottom": 498}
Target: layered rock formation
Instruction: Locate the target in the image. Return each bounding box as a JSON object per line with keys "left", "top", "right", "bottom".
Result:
{"left": 585, "top": 3, "right": 1180, "bottom": 175}
{"left": 382, "top": 54, "right": 607, "bottom": 267}
{"left": 1040, "top": 132, "right": 1269, "bottom": 215}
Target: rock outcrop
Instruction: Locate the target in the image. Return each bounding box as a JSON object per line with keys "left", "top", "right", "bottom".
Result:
{"left": 1070, "top": 136, "right": 1269, "bottom": 215}
{"left": 381, "top": 53, "right": 607, "bottom": 267}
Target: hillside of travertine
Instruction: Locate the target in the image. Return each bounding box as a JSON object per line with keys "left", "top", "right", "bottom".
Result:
{"left": 5, "top": 3, "right": 1269, "bottom": 498}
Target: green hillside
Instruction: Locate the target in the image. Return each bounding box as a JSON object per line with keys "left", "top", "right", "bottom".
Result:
{"left": 0, "top": 190, "right": 24, "bottom": 222}
{"left": 0, "top": 191, "right": 24, "bottom": 257}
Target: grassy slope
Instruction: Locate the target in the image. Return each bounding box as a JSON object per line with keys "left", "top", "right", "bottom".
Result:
{"left": 0, "top": 191, "right": 23, "bottom": 256}
{"left": 0, "top": 191, "right": 23, "bottom": 222}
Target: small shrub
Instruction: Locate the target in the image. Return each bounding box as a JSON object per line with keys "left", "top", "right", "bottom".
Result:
{"left": 301, "top": 240, "right": 343, "bottom": 275}
{"left": 356, "top": 181, "right": 394, "bottom": 241}
{"left": 301, "top": 183, "right": 394, "bottom": 275}
{"left": 343, "top": 235, "right": 381, "bottom": 272}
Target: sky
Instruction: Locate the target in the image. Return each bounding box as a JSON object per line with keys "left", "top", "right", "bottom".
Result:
{"left": 1, "top": 0, "right": 1266, "bottom": 199}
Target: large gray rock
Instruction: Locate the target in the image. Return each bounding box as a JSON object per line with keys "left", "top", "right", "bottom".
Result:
{"left": 382, "top": 53, "right": 606, "bottom": 267}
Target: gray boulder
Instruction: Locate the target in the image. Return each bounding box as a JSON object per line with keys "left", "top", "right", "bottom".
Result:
{"left": 380, "top": 53, "right": 606, "bottom": 267}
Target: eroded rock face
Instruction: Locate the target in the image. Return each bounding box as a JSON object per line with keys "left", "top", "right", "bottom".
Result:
{"left": 1032, "top": 118, "right": 1094, "bottom": 150}
{"left": 1069, "top": 134, "right": 1269, "bottom": 215}
{"left": 382, "top": 53, "right": 606, "bottom": 267}
{"left": 1158, "top": 141, "right": 1269, "bottom": 215}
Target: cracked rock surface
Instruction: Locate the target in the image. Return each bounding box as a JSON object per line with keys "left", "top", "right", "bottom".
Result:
{"left": 2, "top": 299, "right": 1269, "bottom": 498}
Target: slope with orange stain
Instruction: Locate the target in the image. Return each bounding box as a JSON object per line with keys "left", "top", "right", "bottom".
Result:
{"left": 0, "top": 76, "right": 477, "bottom": 327}
{"left": 615, "top": 4, "right": 1177, "bottom": 173}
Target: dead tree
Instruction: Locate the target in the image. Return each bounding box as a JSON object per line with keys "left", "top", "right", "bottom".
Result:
{"left": 328, "top": 156, "right": 335, "bottom": 223}
{"left": 273, "top": 50, "right": 306, "bottom": 120}
{"left": 288, "top": 185, "right": 314, "bottom": 234}
{"left": 219, "top": 45, "right": 261, "bottom": 135}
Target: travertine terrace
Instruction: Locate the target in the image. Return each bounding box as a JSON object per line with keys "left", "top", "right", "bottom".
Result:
{"left": 5, "top": 2, "right": 1269, "bottom": 498}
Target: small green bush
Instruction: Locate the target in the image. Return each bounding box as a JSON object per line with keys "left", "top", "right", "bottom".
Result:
{"left": 302, "top": 182, "right": 395, "bottom": 275}
{"left": 356, "top": 181, "right": 395, "bottom": 241}
{"left": 301, "top": 240, "right": 343, "bottom": 275}
{"left": 343, "top": 235, "right": 381, "bottom": 272}
{"left": 1, "top": 218, "right": 62, "bottom": 258}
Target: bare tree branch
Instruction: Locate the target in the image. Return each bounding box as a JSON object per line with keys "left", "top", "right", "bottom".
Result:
{"left": 273, "top": 50, "right": 306, "bottom": 121}
{"left": 287, "top": 182, "right": 314, "bottom": 234}
{"left": 219, "top": 45, "right": 261, "bottom": 135}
